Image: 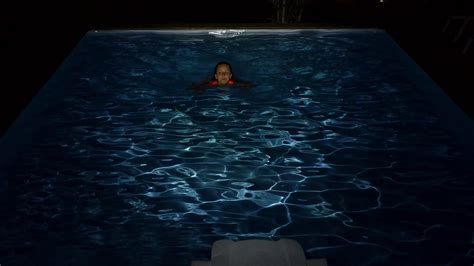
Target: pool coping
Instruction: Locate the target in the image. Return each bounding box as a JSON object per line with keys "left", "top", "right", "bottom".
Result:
{"left": 88, "top": 23, "right": 372, "bottom": 30}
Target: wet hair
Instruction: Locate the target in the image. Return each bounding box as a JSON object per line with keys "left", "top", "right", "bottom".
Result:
{"left": 214, "top": 61, "right": 233, "bottom": 75}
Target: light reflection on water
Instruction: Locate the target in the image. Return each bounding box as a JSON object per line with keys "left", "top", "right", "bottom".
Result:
{"left": 1, "top": 30, "right": 474, "bottom": 266}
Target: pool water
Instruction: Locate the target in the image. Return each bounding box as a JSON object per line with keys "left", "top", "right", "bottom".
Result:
{"left": 1, "top": 29, "right": 473, "bottom": 266}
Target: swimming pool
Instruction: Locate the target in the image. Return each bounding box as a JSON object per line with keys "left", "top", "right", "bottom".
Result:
{"left": 1, "top": 29, "right": 473, "bottom": 266}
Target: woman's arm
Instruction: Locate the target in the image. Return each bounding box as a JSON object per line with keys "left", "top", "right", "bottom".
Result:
{"left": 235, "top": 80, "right": 257, "bottom": 88}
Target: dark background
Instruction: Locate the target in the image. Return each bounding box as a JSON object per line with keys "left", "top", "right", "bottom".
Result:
{"left": 2, "top": 0, "right": 474, "bottom": 137}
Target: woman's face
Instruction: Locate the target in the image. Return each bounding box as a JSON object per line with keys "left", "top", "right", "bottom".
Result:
{"left": 214, "top": 64, "right": 232, "bottom": 86}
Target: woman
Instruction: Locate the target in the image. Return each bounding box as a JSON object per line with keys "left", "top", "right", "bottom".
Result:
{"left": 189, "top": 61, "right": 255, "bottom": 92}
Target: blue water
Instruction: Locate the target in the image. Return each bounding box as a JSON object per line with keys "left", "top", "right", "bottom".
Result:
{"left": 1, "top": 29, "right": 474, "bottom": 266}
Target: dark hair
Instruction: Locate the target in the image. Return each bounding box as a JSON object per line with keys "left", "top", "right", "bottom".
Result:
{"left": 214, "top": 61, "right": 233, "bottom": 75}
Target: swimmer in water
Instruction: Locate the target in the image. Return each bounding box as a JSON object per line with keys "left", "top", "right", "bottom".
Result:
{"left": 189, "top": 61, "right": 256, "bottom": 92}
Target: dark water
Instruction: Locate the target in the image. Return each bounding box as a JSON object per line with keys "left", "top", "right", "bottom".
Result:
{"left": 1, "top": 29, "right": 473, "bottom": 266}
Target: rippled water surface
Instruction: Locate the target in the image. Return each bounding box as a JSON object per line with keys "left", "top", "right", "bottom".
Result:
{"left": 1, "top": 30, "right": 474, "bottom": 266}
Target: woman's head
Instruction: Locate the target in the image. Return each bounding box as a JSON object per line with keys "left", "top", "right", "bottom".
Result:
{"left": 214, "top": 61, "right": 233, "bottom": 86}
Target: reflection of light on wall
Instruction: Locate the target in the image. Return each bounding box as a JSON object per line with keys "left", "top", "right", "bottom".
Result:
{"left": 380, "top": 0, "right": 384, "bottom": 2}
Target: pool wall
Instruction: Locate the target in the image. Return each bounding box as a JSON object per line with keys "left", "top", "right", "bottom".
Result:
{"left": 382, "top": 31, "right": 474, "bottom": 150}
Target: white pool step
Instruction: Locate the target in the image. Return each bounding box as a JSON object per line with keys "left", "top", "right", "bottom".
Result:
{"left": 192, "top": 239, "right": 328, "bottom": 266}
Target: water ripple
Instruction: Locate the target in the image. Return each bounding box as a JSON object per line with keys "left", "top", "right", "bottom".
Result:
{"left": 1, "top": 30, "right": 473, "bottom": 266}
